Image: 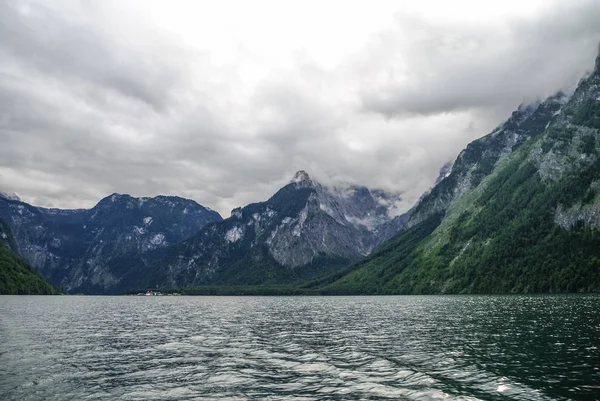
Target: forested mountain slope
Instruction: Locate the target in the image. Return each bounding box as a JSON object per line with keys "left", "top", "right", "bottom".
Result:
{"left": 0, "top": 218, "right": 58, "bottom": 295}
{"left": 317, "top": 46, "right": 600, "bottom": 294}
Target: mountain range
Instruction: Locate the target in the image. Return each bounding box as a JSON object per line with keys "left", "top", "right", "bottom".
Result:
{"left": 0, "top": 175, "right": 408, "bottom": 293}
{"left": 139, "top": 170, "right": 409, "bottom": 289}
{"left": 2, "top": 45, "right": 600, "bottom": 295}
{"left": 0, "top": 193, "right": 222, "bottom": 293}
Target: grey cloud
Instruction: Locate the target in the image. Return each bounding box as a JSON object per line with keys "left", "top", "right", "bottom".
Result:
{"left": 0, "top": 1, "right": 186, "bottom": 110}
{"left": 360, "top": 0, "right": 600, "bottom": 117}
{"left": 0, "top": 0, "right": 599, "bottom": 217}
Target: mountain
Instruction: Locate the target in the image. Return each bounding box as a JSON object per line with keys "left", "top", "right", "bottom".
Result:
{"left": 0, "top": 218, "right": 58, "bottom": 295}
{"left": 142, "top": 171, "right": 408, "bottom": 288}
{"left": 317, "top": 45, "right": 600, "bottom": 294}
{"left": 0, "top": 193, "right": 222, "bottom": 293}
{"left": 0, "top": 191, "right": 21, "bottom": 202}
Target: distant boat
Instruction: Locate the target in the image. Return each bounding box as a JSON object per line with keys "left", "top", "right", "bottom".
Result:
{"left": 145, "top": 290, "right": 153, "bottom": 296}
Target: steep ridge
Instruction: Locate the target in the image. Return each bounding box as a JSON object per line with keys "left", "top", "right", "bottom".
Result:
{"left": 0, "top": 218, "right": 58, "bottom": 295}
{"left": 144, "top": 172, "right": 408, "bottom": 288}
{"left": 407, "top": 92, "right": 569, "bottom": 228}
{"left": 0, "top": 193, "right": 222, "bottom": 293}
{"left": 318, "top": 45, "right": 600, "bottom": 294}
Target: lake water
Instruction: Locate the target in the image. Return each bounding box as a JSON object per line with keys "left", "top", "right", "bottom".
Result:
{"left": 0, "top": 295, "right": 599, "bottom": 400}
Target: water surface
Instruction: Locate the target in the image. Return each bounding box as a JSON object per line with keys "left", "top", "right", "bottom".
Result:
{"left": 1, "top": 295, "right": 599, "bottom": 400}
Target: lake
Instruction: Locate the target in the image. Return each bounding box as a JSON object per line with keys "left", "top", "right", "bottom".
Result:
{"left": 0, "top": 295, "right": 599, "bottom": 400}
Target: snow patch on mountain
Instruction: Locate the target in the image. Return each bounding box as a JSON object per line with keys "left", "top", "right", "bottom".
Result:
{"left": 150, "top": 233, "right": 166, "bottom": 246}
{"left": 224, "top": 226, "right": 243, "bottom": 243}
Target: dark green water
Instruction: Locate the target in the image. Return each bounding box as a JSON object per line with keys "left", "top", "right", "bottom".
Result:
{"left": 0, "top": 295, "right": 598, "bottom": 400}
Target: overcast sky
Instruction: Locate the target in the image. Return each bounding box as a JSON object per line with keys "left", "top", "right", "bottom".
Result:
{"left": 1, "top": 0, "right": 599, "bottom": 217}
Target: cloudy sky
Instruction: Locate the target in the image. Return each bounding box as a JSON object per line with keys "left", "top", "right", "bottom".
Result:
{"left": 1, "top": 0, "right": 599, "bottom": 217}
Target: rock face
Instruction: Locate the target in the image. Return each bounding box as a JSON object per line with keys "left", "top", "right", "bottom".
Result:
{"left": 0, "top": 177, "right": 407, "bottom": 292}
{"left": 319, "top": 44, "right": 600, "bottom": 294}
{"left": 146, "top": 173, "right": 408, "bottom": 288}
{"left": 0, "top": 193, "right": 222, "bottom": 293}
{"left": 0, "top": 217, "right": 17, "bottom": 251}
{"left": 0, "top": 217, "right": 58, "bottom": 295}
{"left": 406, "top": 91, "right": 569, "bottom": 229}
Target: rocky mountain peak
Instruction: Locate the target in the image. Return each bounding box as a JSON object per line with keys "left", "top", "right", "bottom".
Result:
{"left": 595, "top": 42, "right": 600, "bottom": 72}
{"left": 95, "top": 193, "right": 131, "bottom": 206}
{"left": 0, "top": 192, "right": 21, "bottom": 202}
{"left": 230, "top": 207, "right": 243, "bottom": 219}
{"left": 145, "top": 172, "right": 411, "bottom": 289}
{"left": 434, "top": 161, "right": 454, "bottom": 185}
{"left": 291, "top": 170, "right": 311, "bottom": 183}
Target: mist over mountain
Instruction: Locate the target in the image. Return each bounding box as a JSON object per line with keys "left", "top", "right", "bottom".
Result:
{"left": 0, "top": 175, "right": 408, "bottom": 293}
{"left": 2, "top": 1, "right": 599, "bottom": 218}
{"left": 3, "top": 4, "right": 600, "bottom": 401}
{"left": 140, "top": 171, "right": 409, "bottom": 289}
{"left": 316, "top": 46, "right": 600, "bottom": 294}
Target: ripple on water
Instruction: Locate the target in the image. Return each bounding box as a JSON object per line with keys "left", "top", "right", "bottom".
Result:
{"left": 1, "top": 295, "right": 599, "bottom": 400}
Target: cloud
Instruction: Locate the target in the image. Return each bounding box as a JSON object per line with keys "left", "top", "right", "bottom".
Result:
{"left": 360, "top": 0, "right": 600, "bottom": 117}
{"left": 2, "top": 1, "right": 204, "bottom": 110}
{"left": 0, "top": 0, "right": 599, "bottom": 217}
